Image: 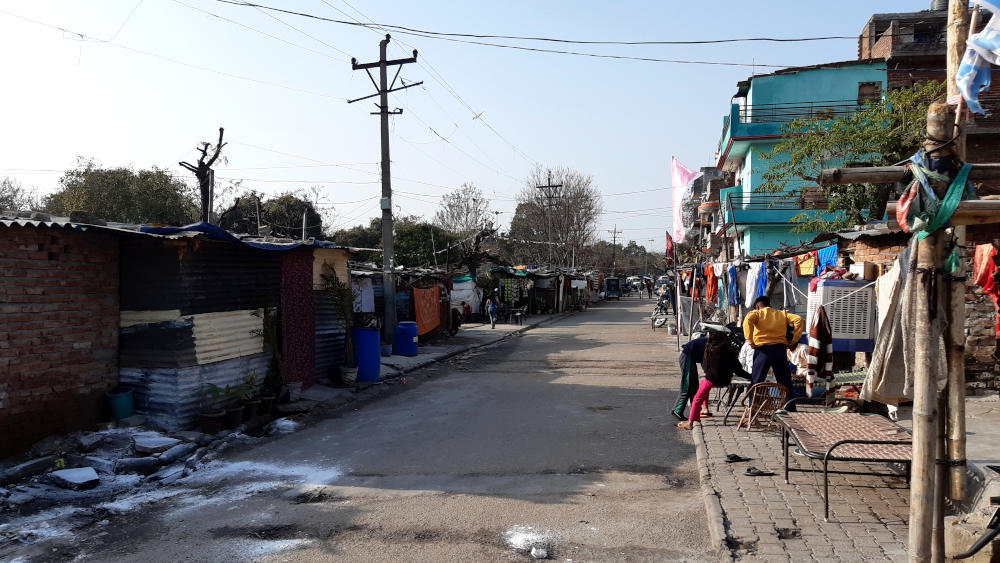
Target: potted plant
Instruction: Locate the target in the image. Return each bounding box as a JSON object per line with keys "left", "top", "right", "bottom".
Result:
{"left": 252, "top": 306, "right": 288, "bottom": 401}
{"left": 321, "top": 263, "right": 358, "bottom": 385}
{"left": 199, "top": 384, "right": 227, "bottom": 435}
{"left": 205, "top": 383, "right": 245, "bottom": 429}
{"left": 241, "top": 372, "right": 261, "bottom": 421}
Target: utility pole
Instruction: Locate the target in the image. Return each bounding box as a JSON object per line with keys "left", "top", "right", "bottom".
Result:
{"left": 349, "top": 35, "right": 422, "bottom": 346}
{"left": 608, "top": 225, "right": 622, "bottom": 274}
{"left": 534, "top": 170, "right": 562, "bottom": 268}
{"left": 646, "top": 238, "right": 655, "bottom": 275}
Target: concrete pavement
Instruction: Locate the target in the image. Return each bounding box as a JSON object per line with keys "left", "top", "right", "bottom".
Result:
{"left": 12, "top": 297, "right": 712, "bottom": 562}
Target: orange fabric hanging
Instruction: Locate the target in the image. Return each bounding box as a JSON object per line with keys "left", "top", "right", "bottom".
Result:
{"left": 704, "top": 264, "right": 719, "bottom": 303}
{"left": 413, "top": 287, "right": 440, "bottom": 335}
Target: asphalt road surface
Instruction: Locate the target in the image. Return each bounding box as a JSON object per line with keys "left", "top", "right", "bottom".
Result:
{"left": 70, "top": 298, "right": 710, "bottom": 562}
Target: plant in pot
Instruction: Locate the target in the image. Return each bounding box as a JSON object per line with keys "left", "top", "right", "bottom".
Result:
{"left": 205, "top": 383, "right": 245, "bottom": 429}
{"left": 199, "top": 384, "right": 227, "bottom": 435}
{"left": 252, "top": 305, "right": 288, "bottom": 402}
{"left": 241, "top": 372, "right": 262, "bottom": 421}
{"left": 321, "top": 263, "right": 358, "bottom": 385}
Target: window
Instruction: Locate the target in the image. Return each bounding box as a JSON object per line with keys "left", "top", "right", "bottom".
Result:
{"left": 858, "top": 82, "right": 882, "bottom": 105}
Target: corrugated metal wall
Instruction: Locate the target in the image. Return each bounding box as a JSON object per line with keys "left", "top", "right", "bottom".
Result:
{"left": 313, "top": 291, "right": 346, "bottom": 380}
{"left": 120, "top": 238, "right": 281, "bottom": 314}
{"left": 120, "top": 352, "right": 270, "bottom": 431}
{"left": 119, "top": 237, "right": 282, "bottom": 429}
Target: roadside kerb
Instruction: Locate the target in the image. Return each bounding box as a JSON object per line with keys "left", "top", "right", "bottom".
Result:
{"left": 693, "top": 421, "right": 735, "bottom": 561}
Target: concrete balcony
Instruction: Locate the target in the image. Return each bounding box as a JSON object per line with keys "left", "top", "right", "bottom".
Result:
{"left": 719, "top": 187, "right": 838, "bottom": 226}
{"left": 717, "top": 100, "right": 863, "bottom": 170}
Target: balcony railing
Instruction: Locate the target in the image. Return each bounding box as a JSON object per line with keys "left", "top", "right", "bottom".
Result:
{"left": 738, "top": 99, "right": 864, "bottom": 124}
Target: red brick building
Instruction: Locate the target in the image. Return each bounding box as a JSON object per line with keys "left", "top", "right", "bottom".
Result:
{"left": 0, "top": 221, "right": 120, "bottom": 458}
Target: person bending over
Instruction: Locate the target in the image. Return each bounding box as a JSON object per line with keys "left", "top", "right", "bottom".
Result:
{"left": 672, "top": 336, "right": 708, "bottom": 421}
{"left": 677, "top": 330, "right": 748, "bottom": 430}
{"left": 742, "top": 296, "right": 803, "bottom": 391}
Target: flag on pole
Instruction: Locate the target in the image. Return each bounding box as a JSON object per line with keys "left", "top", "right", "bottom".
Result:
{"left": 671, "top": 157, "right": 700, "bottom": 244}
{"left": 665, "top": 230, "right": 674, "bottom": 266}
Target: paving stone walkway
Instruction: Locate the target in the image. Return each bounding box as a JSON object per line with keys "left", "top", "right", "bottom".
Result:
{"left": 696, "top": 416, "right": 911, "bottom": 562}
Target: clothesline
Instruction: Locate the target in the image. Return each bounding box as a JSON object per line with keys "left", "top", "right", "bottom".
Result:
{"left": 821, "top": 281, "right": 876, "bottom": 308}
{"left": 774, "top": 265, "right": 809, "bottom": 300}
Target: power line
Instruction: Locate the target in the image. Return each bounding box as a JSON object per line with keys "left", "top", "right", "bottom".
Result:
{"left": 216, "top": 1, "right": 803, "bottom": 68}
{"left": 106, "top": 0, "right": 145, "bottom": 42}
{"left": 0, "top": 8, "right": 347, "bottom": 100}
{"left": 171, "top": 0, "right": 347, "bottom": 62}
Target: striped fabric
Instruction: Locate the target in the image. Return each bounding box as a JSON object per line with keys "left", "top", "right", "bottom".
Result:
{"left": 807, "top": 305, "right": 834, "bottom": 384}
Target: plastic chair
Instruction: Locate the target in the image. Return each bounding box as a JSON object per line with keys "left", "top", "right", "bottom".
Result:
{"left": 736, "top": 383, "right": 789, "bottom": 430}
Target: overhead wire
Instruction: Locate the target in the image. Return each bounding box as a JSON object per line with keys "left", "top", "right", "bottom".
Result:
{"left": 171, "top": 0, "right": 348, "bottom": 62}
{"left": 216, "top": 1, "right": 801, "bottom": 68}
{"left": 0, "top": 8, "right": 347, "bottom": 100}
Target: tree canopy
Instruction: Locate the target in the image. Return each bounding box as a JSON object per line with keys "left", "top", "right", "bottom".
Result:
{"left": 0, "top": 178, "right": 41, "bottom": 212}
{"left": 218, "top": 192, "right": 324, "bottom": 239}
{"left": 757, "top": 80, "right": 946, "bottom": 230}
{"left": 45, "top": 158, "right": 199, "bottom": 225}
{"left": 330, "top": 215, "right": 457, "bottom": 268}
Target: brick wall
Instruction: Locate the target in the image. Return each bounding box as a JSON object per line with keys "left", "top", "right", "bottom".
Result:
{"left": 843, "top": 229, "right": 1000, "bottom": 392}
{"left": 965, "top": 224, "right": 1000, "bottom": 392}
{"left": 0, "top": 226, "right": 120, "bottom": 458}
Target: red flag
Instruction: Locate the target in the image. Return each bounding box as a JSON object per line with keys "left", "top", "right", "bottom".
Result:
{"left": 665, "top": 231, "right": 674, "bottom": 266}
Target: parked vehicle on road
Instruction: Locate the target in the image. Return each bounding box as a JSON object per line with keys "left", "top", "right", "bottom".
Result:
{"left": 605, "top": 277, "right": 622, "bottom": 300}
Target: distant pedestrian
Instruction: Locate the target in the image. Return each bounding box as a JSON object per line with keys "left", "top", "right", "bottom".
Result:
{"left": 677, "top": 329, "right": 748, "bottom": 430}
{"left": 646, "top": 280, "right": 653, "bottom": 299}
{"left": 486, "top": 297, "right": 498, "bottom": 329}
{"left": 449, "top": 307, "right": 462, "bottom": 336}
{"left": 461, "top": 301, "right": 472, "bottom": 323}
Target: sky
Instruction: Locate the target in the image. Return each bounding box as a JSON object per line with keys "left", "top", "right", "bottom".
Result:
{"left": 0, "top": 0, "right": 927, "bottom": 253}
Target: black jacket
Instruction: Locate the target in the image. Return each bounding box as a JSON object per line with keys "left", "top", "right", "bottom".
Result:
{"left": 701, "top": 339, "right": 747, "bottom": 387}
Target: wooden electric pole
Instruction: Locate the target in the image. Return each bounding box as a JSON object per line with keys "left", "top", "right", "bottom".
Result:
{"left": 534, "top": 170, "right": 562, "bottom": 268}
{"left": 349, "top": 35, "right": 422, "bottom": 345}
{"left": 608, "top": 225, "right": 622, "bottom": 274}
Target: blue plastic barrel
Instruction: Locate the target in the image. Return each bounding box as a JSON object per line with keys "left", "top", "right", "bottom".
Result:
{"left": 395, "top": 321, "right": 419, "bottom": 357}
{"left": 351, "top": 327, "right": 381, "bottom": 382}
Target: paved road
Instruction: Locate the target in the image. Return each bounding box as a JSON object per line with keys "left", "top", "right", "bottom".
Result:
{"left": 79, "top": 299, "right": 709, "bottom": 562}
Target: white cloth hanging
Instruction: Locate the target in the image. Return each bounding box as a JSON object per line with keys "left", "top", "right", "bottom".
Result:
{"left": 744, "top": 264, "right": 760, "bottom": 309}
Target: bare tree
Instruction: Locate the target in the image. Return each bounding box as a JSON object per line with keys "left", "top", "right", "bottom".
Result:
{"left": 511, "top": 165, "right": 602, "bottom": 267}
{"left": 433, "top": 183, "right": 492, "bottom": 236}
{"left": 180, "top": 127, "right": 226, "bottom": 223}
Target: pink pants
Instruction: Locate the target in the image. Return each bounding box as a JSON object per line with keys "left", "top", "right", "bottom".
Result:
{"left": 688, "top": 379, "right": 715, "bottom": 423}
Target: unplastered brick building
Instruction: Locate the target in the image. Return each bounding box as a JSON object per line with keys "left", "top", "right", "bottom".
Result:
{"left": 0, "top": 219, "right": 120, "bottom": 458}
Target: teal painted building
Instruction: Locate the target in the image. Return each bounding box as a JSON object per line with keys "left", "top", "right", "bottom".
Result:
{"left": 715, "top": 60, "right": 887, "bottom": 257}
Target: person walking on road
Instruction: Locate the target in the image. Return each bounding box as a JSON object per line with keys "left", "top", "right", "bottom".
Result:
{"left": 486, "top": 297, "right": 498, "bottom": 329}
{"left": 742, "top": 296, "right": 804, "bottom": 391}
{"left": 677, "top": 329, "right": 748, "bottom": 430}
{"left": 646, "top": 280, "right": 653, "bottom": 299}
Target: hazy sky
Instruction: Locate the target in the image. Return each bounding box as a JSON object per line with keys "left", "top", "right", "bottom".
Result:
{"left": 0, "top": 0, "right": 925, "bottom": 251}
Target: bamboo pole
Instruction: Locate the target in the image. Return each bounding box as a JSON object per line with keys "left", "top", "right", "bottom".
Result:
{"left": 947, "top": 226, "right": 967, "bottom": 503}
{"left": 817, "top": 164, "right": 1000, "bottom": 187}
{"left": 886, "top": 200, "right": 1000, "bottom": 227}
{"left": 910, "top": 231, "right": 944, "bottom": 563}
{"left": 946, "top": 3, "right": 978, "bottom": 505}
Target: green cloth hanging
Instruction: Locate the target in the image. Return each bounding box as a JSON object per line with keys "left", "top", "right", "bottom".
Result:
{"left": 917, "top": 163, "right": 974, "bottom": 241}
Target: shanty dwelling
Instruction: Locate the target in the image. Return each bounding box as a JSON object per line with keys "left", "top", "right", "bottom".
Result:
{"left": 117, "top": 225, "right": 283, "bottom": 431}
{"left": 817, "top": 222, "right": 1000, "bottom": 393}
{"left": 312, "top": 245, "right": 352, "bottom": 382}
{"left": 0, "top": 217, "right": 120, "bottom": 458}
